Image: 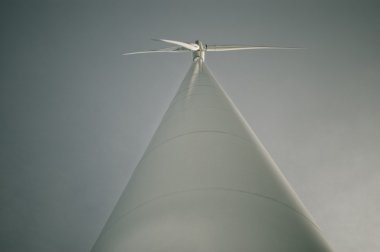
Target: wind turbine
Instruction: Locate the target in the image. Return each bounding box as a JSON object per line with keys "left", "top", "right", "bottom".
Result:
{"left": 123, "top": 38, "right": 300, "bottom": 61}
{"left": 91, "top": 39, "right": 333, "bottom": 252}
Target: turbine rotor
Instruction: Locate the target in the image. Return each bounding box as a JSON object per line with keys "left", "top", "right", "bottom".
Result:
{"left": 123, "top": 39, "right": 301, "bottom": 61}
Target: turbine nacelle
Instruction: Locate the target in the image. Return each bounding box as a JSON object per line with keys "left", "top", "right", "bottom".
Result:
{"left": 193, "top": 40, "right": 206, "bottom": 61}
{"left": 123, "top": 39, "right": 300, "bottom": 61}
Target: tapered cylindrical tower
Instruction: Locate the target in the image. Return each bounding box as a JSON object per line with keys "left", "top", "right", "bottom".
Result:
{"left": 91, "top": 59, "right": 333, "bottom": 251}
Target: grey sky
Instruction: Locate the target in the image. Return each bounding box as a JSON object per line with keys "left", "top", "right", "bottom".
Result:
{"left": 1, "top": 0, "right": 379, "bottom": 251}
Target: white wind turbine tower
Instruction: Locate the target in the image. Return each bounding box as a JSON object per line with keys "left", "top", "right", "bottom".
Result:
{"left": 91, "top": 39, "right": 333, "bottom": 252}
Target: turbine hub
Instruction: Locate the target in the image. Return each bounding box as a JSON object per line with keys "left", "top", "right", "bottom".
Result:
{"left": 193, "top": 40, "right": 206, "bottom": 61}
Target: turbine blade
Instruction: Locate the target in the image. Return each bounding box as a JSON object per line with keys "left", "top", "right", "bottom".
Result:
{"left": 152, "top": 38, "right": 199, "bottom": 51}
{"left": 122, "top": 46, "right": 188, "bottom": 55}
{"left": 206, "top": 45, "right": 302, "bottom": 52}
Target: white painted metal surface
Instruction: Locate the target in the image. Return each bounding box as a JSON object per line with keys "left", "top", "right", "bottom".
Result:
{"left": 91, "top": 59, "right": 333, "bottom": 251}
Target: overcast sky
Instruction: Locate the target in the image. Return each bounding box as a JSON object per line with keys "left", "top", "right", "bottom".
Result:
{"left": 1, "top": 0, "right": 379, "bottom": 251}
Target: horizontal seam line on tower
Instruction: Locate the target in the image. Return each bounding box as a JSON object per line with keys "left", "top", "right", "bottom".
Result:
{"left": 102, "top": 187, "right": 320, "bottom": 235}
{"left": 143, "top": 130, "right": 253, "bottom": 160}
{"left": 175, "top": 84, "right": 217, "bottom": 97}
{"left": 159, "top": 106, "right": 233, "bottom": 127}
{"left": 168, "top": 89, "right": 223, "bottom": 110}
